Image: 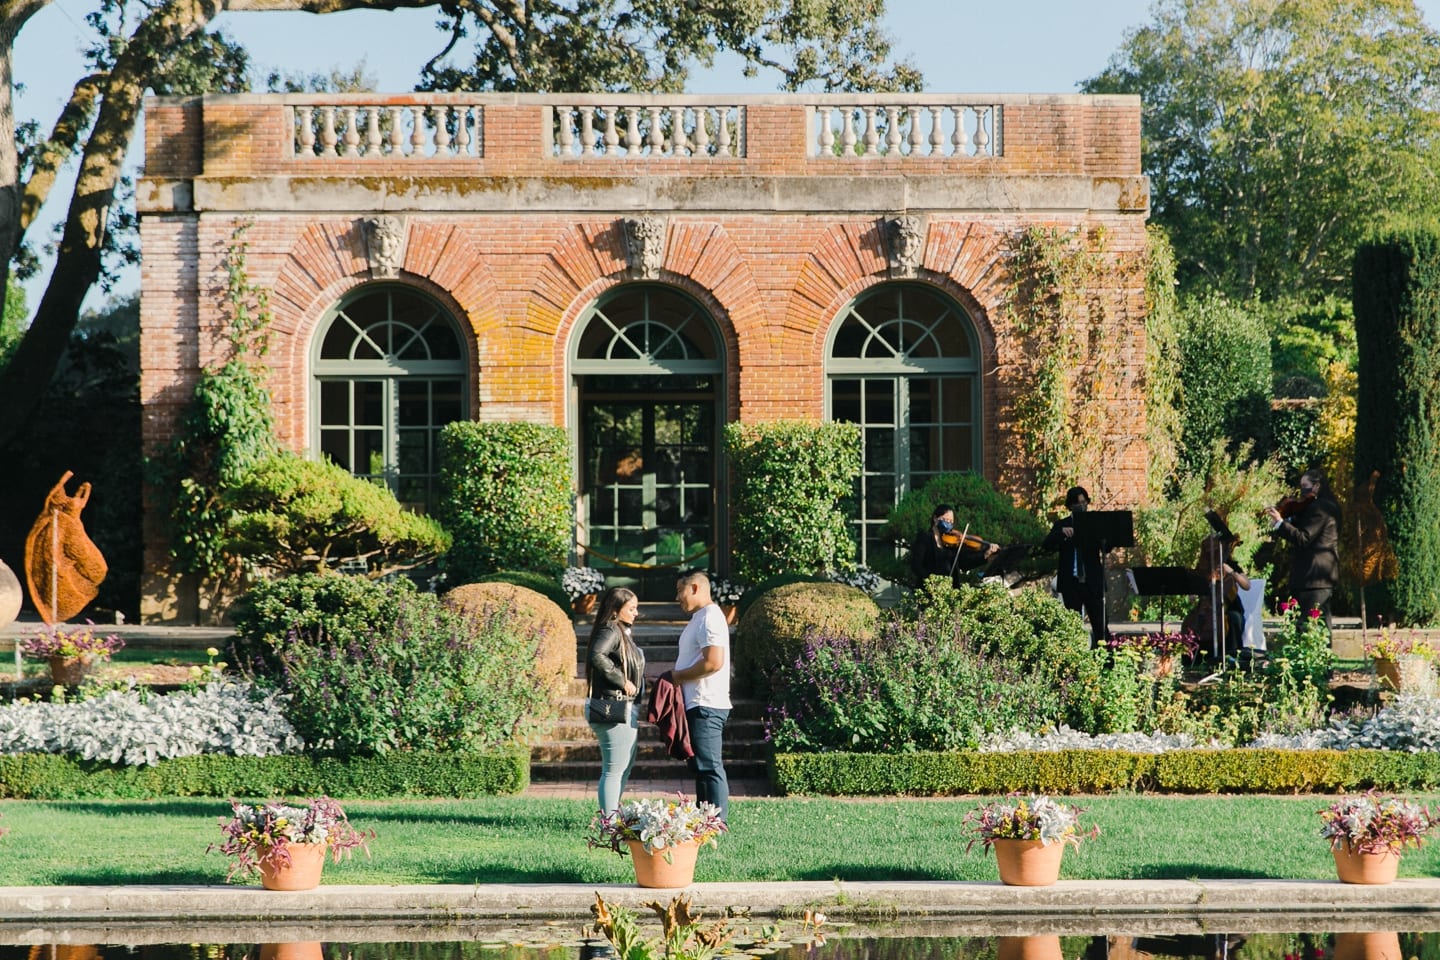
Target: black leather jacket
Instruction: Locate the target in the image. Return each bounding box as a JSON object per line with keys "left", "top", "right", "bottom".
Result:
{"left": 586, "top": 622, "right": 645, "bottom": 699}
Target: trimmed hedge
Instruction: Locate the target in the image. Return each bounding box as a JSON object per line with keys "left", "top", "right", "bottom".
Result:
{"left": 0, "top": 748, "right": 528, "bottom": 799}
{"left": 771, "top": 748, "right": 1440, "bottom": 796}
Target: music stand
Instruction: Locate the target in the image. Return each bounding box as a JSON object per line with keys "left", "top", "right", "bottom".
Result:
{"left": 1072, "top": 510, "right": 1134, "bottom": 641}
{"left": 1128, "top": 566, "right": 1205, "bottom": 634}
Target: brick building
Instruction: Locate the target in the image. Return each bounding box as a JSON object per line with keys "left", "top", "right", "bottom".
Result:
{"left": 138, "top": 92, "right": 1150, "bottom": 619}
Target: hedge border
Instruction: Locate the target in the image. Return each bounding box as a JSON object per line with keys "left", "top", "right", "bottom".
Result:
{"left": 771, "top": 749, "right": 1440, "bottom": 796}
{"left": 0, "top": 749, "right": 528, "bottom": 799}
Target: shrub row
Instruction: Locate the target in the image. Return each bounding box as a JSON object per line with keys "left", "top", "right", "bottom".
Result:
{"left": 0, "top": 748, "right": 528, "bottom": 799}
{"left": 770, "top": 748, "right": 1440, "bottom": 796}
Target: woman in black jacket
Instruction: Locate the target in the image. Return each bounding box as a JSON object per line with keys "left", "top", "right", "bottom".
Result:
{"left": 585, "top": 586, "right": 645, "bottom": 813}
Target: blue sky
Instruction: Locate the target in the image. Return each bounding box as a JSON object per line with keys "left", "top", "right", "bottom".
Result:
{"left": 11, "top": 0, "right": 1440, "bottom": 313}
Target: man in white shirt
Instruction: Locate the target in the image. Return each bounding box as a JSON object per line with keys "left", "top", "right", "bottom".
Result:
{"left": 671, "top": 570, "right": 732, "bottom": 820}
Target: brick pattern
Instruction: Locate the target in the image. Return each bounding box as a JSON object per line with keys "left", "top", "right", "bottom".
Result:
{"left": 138, "top": 93, "right": 1151, "bottom": 621}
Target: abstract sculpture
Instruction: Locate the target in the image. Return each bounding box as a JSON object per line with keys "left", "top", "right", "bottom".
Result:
{"left": 23, "top": 471, "right": 108, "bottom": 624}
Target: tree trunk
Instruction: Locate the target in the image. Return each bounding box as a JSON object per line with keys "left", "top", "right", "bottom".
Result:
{"left": 0, "top": 0, "right": 51, "bottom": 320}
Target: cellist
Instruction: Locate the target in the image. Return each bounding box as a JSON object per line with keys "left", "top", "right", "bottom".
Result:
{"left": 1183, "top": 528, "right": 1250, "bottom": 661}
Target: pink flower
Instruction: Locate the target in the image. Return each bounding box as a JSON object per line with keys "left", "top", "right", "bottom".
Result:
{"left": 1308, "top": 609, "right": 1321, "bottom": 619}
{"left": 1279, "top": 598, "right": 1297, "bottom": 612}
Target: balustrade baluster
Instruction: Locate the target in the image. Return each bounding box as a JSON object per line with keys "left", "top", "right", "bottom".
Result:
{"left": 319, "top": 107, "right": 338, "bottom": 158}
{"left": 693, "top": 108, "right": 710, "bottom": 155}
{"left": 907, "top": 107, "right": 925, "bottom": 156}
{"left": 388, "top": 107, "right": 405, "bottom": 157}
{"left": 647, "top": 106, "right": 664, "bottom": 153}
{"left": 928, "top": 106, "right": 945, "bottom": 156}
{"left": 862, "top": 106, "right": 879, "bottom": 157}
{"left": 670, "top": 106, "right": 689, "bottom": 155}
{"left": 341, "top": 107, "right": 360, "bottom": 157}
{"left": 885, "top": 106, "right": 903, "bottom": 156}
{"left": 973, "top": 106, "right": 990, "bottom": 156}
{"left": 296, "top": 106, "right": 315, "bottom": 157}
{"left": 453, "top": 107, "right": 470, "bottom": 155}
{"left": 433, "top": 106, "right": 451, "bottom": 153}
{"left": 817, "top": 107, "right": 835, "bottom": 157}
{"left": 840, "top": 108, "right": 857, "bottom": 157}
{"left": 364, "top": 108, "right": 382, "bottom": 158}
{"left": 952, "top": 106, "right": 971, "bottom": 156}
{"left": 715, "top": 109, "right": 732, "bottom": 158}
{"left": 410, "top": 106, "right": 427, "bottom": 156}
{"left": 603, "top": 108, "right": 620, "bottom": 155}
{"left": 557, "top": 106, "right": 575, "bottom": 157}
{"left": 624, "top": 108, "right": 643, "bottom": 154}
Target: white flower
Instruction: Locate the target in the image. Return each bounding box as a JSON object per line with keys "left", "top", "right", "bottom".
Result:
{"left": 561, "top": 566, "right": 606, "bottom": 599}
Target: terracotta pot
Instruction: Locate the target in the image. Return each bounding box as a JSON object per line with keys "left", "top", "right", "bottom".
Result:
{"left": 1374, "top": 657, "right": 1402, "bottom": 691}
{"left": 260, "top": 944, "right": 324, "bottom": 960}
{"left": 625, "top": 838, "right": 699, "bottom": 888}
{"left": 998, "top": 937, "right": 1064, "bottom": 960}
{"left": 572, "top": 593, "right": 598, "bottom": 615}
{"left": 992, "top": 838, "right": 1065, "bottom": 887}
{"left": 1332, "top": 842, "right": 1400, "bottom": 885}
{"left": 258, "top": 841, "right": 327, "bottom": 891}
{"left": 49, "top": 654, "right": 95, "bottom": 687}
{"left": 720, "top": 603, "right": 739, "bottom": 624}
{"left": 1332, "top": 933, "right": 1401, "bottom": 960}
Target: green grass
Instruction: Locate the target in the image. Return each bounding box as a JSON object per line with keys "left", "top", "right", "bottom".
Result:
{"left": 3, "top": 794, "right": 1439, "bottom": 886}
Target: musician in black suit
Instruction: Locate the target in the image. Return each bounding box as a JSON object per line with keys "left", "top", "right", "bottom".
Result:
{"left": 1040, "top": 486, "right": 1107, "bottom": 646}
{"left": 1264, "top": 468, "right": 1341, "bottom": 633}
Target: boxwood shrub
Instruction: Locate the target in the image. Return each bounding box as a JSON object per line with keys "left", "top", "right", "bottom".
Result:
{"left": 0, "top": 748, "right": 528, "bottom": 799}
{"left": 771, "top": 748, "right": 1440, "bottom": 796}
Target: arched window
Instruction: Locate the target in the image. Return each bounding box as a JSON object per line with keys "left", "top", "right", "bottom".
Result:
{"left": 311, "top": 284, "right": 468, "bottom": 513}
{"left": 826, "top": 282, "right": 981, "bottom": 567}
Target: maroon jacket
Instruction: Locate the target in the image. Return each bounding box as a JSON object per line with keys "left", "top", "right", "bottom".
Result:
{"left": 646, "top": 670, "right": 694, "bottom": 760}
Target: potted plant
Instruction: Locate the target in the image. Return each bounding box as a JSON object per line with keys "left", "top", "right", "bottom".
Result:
{"left": 587, "top": 794, "right": 727, "bottom": 888}
{"left": 709, "top": 576, "right": 747, "bottom": 623}
{"left": 1364, "top": 626, "right": 1437, "bottom": 693}
{"left": 212, "top": 796, "right": 372, "bottom": 890}
{"left": 20, "top": 620, "right": 125, "bottom": 686}
{"left": 965, "top": 794, "right": 1098, "bottom": 886}
{"left": 1319, "top": 791, "right": 1436, "bottom": 884}
{"left": 563, "top": 566, "right": 607, "bottom": 614}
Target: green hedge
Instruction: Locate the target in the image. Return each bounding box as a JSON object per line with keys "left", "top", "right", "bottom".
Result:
{"left": 0, "top": 749, "right": 528, "bottom": 799}
{"left": 771, "top": 749, "right": 1440, "bottom": 796}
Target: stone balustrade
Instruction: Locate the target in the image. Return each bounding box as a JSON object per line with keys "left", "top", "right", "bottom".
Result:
{"left": 809, "top": 100, "right": 1002, "bottom": 158}
{"left": 548, "top": 102, "right": 744, "bottom": 158}
{"left": 288, "top": 98, "right": 484, "bottom": 159}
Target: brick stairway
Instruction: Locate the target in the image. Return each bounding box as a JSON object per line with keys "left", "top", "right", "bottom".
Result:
{"left": 527, "top": 603, "right": 771, "bottom": 784}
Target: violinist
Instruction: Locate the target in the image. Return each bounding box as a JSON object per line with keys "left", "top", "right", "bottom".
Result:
{"left": 1040, "top": 486, "right": 1108, "bottom": 646}
{"left": 1264, "top": 468, "right": 1341, "bottom": 633}
{"left": 909, "top": 503, "right": 1000, "bottom": 588}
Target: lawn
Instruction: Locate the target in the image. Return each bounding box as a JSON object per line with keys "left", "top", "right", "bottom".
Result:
{"left": 2, "top": 793, "right": 1438, "bottom": 886}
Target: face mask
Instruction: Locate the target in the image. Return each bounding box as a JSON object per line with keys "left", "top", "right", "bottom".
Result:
{"left": 1072, "top": 503, "right": 1088, "bottom": 513}
{"left": 936, "top": 519, "right": 954, "bottom": 533}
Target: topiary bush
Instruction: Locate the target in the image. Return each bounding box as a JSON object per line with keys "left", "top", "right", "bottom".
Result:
{"left": 233, "top": 574, "right": 552, "bottom": 756}
{"left": 724, "top": 420, "right": 861, "bottom": 582}
{"left": 223, "top": 453, "right": 451, "bottom": 578}
{"left": 875, "top": 472, "right": 1049, "bottom": 585}
{"left": 733, "top": 571, "right": 829, "bottom": 620}
{"left": 476, "top": 569, "right": 570, "bottom": 611}
{"left": 437, "top": 422, "right": 571, "bottom": 582}
{"left": 735, "top": 581, "right": 878, "bottom": 688}
{"left": 442, "top": 581, "right": 574, "bottom": 697}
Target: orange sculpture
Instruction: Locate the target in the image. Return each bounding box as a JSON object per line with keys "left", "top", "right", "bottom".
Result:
{"left": 24, "top": 471, "right": 108, "bottom": 624}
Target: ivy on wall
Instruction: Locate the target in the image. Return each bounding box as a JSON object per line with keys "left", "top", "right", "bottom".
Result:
{"left": 1000, "top": 225, "right": 1136, "bottom": 515}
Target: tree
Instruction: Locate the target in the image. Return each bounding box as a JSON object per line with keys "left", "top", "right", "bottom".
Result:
{"left": 1, "top": 0, "right": 917, "bottom": 451}
{"left": 1084, "top": 0, "right": 1440, "bottom": 301}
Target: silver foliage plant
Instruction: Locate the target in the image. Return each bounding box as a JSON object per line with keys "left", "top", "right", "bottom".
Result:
{"left": 982, "top": 695, "right": 1440, "bottom": 754}
{"left": 0, "top": 682, "right": 304, "bottom": 766}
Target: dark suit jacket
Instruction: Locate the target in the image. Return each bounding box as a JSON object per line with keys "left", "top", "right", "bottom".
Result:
{"left": 1041, "top": 515, "right": 1104, "bottom": 598}
{"left": 909, "top": 529, "right": 987, "bottom": 586}
{"left": 1274, "top": 495, "right": 1341, "bottom": 591}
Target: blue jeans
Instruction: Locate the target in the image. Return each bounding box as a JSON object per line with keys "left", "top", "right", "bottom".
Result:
{"left": 589, "top": 702, "right": 639, "bottom": 813}
{"left": 685, "top": 705, "right": 730, "bottom": 821}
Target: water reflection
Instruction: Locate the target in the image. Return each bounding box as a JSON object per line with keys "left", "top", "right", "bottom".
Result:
{"left": 0, "top": 932, "right": 1431, "bottom": 960}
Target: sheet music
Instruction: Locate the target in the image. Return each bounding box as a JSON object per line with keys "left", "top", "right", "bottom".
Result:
{"left": 1237, "top": 578, "right": 1266, "bottom": 650}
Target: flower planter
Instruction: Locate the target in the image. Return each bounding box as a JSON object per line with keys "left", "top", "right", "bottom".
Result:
{"left": 1332, "top": 932, "right": 1402, "bottom": 960}
{"left": 1373, "top": 655, "right": 1433, "bottom": 694}
{"left": 992, "top": 838, "right": 1065, "bottom": 886}
{"left": 1332, "top": 842, "right": 1400, "bottom": 885}
{"left": 572, "top": 593, "right": 598, "bottom": 615}
{"left": 260, "top": 944, "right": 324, "bottom": 960}
{"left": 625, "top": 838, "right": 699, "bottom": 888}
{"left": 48, "top": 654, "right": 94, "bottom": 686}
{"left": 258, "top": 841, "right": 328, "bottom": 890}
{"left": 998, "top": 936, "right": 1063, "bottom": 960}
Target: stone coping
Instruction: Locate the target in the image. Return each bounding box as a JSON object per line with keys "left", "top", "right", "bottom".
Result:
{"left": 2, "top": 879, "right": 1439, "bottom": 942}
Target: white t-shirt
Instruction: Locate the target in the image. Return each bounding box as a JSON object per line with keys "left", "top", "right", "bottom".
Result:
{"left": 676, "top": 602, "right": 732, "bottom": 710}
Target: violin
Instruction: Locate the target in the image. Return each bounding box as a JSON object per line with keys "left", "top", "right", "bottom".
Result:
{"left": 1274, "top": 490, "right": 1316, "bottom": 519}
{"left": 939, "top": 528, "right": 998, "bottom": 554}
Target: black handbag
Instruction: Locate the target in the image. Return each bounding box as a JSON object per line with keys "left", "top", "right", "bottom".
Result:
{"left": 587, "top": 628, "right": 635, "bottom": 725}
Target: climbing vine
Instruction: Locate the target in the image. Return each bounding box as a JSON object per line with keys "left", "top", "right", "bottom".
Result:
{"left": 161, "top": 221, "right": 279, "bottom": 578}
{"left": 1143, "top": 225, "right": 1183, "bottom": 501}
{"left": 1001, "top": 225, "right": 1133, "bottom": 515}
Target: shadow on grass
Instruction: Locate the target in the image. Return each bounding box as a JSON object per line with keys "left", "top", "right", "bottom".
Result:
{"left": 43, "top": 800, "right": 222, "bottom": 818}
{"left": 47, "top": 868, "right": 219, "bottom": 885}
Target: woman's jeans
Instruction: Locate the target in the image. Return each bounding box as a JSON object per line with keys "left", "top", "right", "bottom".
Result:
{"left": 588, "top": 701, "right": 639, "bottom": 813}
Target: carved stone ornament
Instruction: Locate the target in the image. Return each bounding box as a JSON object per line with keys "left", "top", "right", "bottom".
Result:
{"left": 23, "top": 471, "right": 108, "bottom": 624}
{"left": 364, "top": 215, "right": 408, "bottom": 278}
{"left": 885, "top": 215, "right": 926, "bottom": 278}
{"left": 623, "top": 215, "right": 667, "bottom": 279}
